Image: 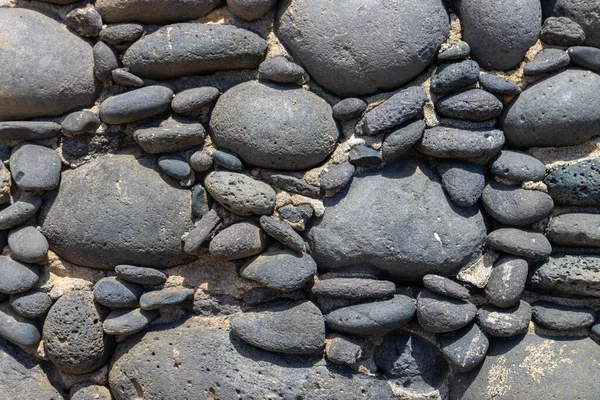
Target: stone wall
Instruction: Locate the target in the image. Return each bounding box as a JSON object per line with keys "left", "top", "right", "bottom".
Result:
{"left": 0, "top": 0, "right": 599, "bottom": 399}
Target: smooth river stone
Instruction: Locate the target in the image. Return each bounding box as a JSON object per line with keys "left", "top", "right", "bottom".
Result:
{"left": 481, "top": 181, "right": 554, "bottom": 226}
{"left": 9, "top": 143, "right": 61, "bottom": 191}
{"left": 241, "top": 250, "right": 316, "bottom": 292}
{"left": 0, "top": 302, "right": 41, "bottom": 348}
{"left": 96, "top": 0, "right": 219, "bottom": 24}
{"left": 546, "top": 213, "right": 600, "bottom": 247}
{"left": 0, "top": 256, "right": 39, "bottom": 295}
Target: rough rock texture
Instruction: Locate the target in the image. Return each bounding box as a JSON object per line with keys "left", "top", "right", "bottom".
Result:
{"left": 210, "top": 81, "right": 338, "bottom": 170}
{"left": 542, "top": 0, "right": 600, "bottom": 47}
{"left": 546, "top": 213, "right": 600, "bottom": 247}
{"left": 241, "top": 250, "right": 316, "bottom": 291}
{"left": 529, "top": 254, "right": 600, "bottom": 297}
{"left": 276, "top": 0, "right": 449, "bottom": 96}
{"left": 205, "top": 171, "right": 276, "bottom": 215}
{"left": 477, "top": 301, "right": 532, "bottom": 337}
{"left": 417, "top": 289, "right": 477, "bottom": 333}
{"left": 40, "top": 153, "right": 194, "bottom": 269}
{"left": 440, "top": 323, "right": 489, "bottom": 372}
{"left": 545, "top": 159, "right": 600, "bottom": 205}
{"left": 96, "top": 0, "right": 220, "bottom": 24}
{"left": 0, "top": 8, "right": 96, "bottom": 120}
{"left": 418, "top": 127, "right": 505, "bottom": 160}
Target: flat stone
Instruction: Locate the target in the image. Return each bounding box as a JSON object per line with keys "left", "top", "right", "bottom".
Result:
{"left": 487, "top": 228, "right": 552, "bottom": 259}
{"left": 212, "top": 150, "right": 243, "bottom": 171}
{"left": 115, "top": 265, "right": 167, "bottom": 286}
{"left": 209, "top": 222, "right": 269, "bottom": 261}
{"left": 183, "top": 209, "right": 222, "bottom": 255}
{"left": 260, "top": 171, "right": 320, "bottom": 198}
{"left": 123, "top": 24, "right": 266, "bottom": 79}
{"left": 437, "top": 160, "right": 486, "bottom": 207}
{"left": 422, "top": 275, "right": 470, "bottom": 300}
{"left": 258, "top": 56, "right": 305, "bottom": 84}
{"left": 532, "top": 301, "right": 595, "bottom": 330}
{"left": 103, "top": 308, "right": 158, "bottom": 336}
{"left": 541, "top": 16, "right": 587, "bottom": 46}
{"left": 308, "top": 160, "right": 486, "bottom": 280}
{"left": 503, "top": 70, "right": 600, "bottom": 148}
{"left": 10, "top": 144, "right": 61, "bottom": 192}
{"left": 99, "top": 23, "right": 144, "bottom": 45}
{"left": 0, "top": 9, "right": 96, "bottom": 120}
{"left": 0, "top": 302, "right": 41, "bottom": 348}
{"left": 417, "top": 289, "right": 477, "bottom": 333}
{"left": 320, "top": 265, "right": 381, "bottom": 281}
{"left": 347, "top": 146, "right": 382, "bottom": 167}
{"left": 99, "top": 86, "right": 173, "bottom": 125}
{"left": 355, "top": 87, "right": 428, "bottom": 136}
{"left": 440, "top": 323, "right": 489, "bottom": 372}
{"left": 311, "top": 278, "right": 395, "bottom": 300}
{"left": 62, "top": 111, "right": 102, "bottom": 136}
{"left": 171, "top": 87, "right": 220, "bottom": 115}
{"left": 112, "top": 69, "right": 144, "bottom": 87}
{"left": 259, "top": 216, "right": 305, "bottom": 252}
{"left": 485, "top": 256, "right": 528, "bottom": 308}
{"left": 436, "top": 89, "right": 503, "bottom": 121}
{"left": 9, "top": 290, "right": 53, "bottom": 318}
{"left": 43, "top": 291, "right": 113, "bottom": 374}
{"left": 93, "top": 41, "right": 119, "bottom": 81}
{"left": 205, "top": 171, "right": 276, "bottom": 216}
{"left": 231, "top": 301, "right": 325, "bottom": 355}
{"left": 139, "top": 288, "right": 194, "bottom": 310}
{"left": 325, "top": 295, "right": 416, "bottom": 336}
{"left": 529, "top": 254, "right": 600, "bottom": 297}
{"left": 546, "top": 213, "right": 600, "bottom": 247}
{"left": 8, "top": 226, "right": 49, "bottom": 264}
{"left": 543, "top": 0, "right": 600, "bottom": 47}
{"left": 477, "top": 300, "right": 531, "bottom": 337}
{"left": 567, "top": 46, "right": 600, "bottom": 72}
{"left": 0, "top": 256, "right": 39, "bottom": 295}
{"left": 418, "top": 127, "right": 504, "bottom": 160}
{"left": 227, "top": 0, "right": 277, "bottom": 21}
{"left": 481, "top": 181, "right": 554, "bottom": 225}
{"left": 189, "top": 150, "right": 213, "bottom": 172}
{"left": 430, "top": 60, "right": 480, "bottom": 95}
{"left": 157, "top": 154, "right": 191, "bottom": 180}
{"left": 382, "top": 120, "right": 425, "bottom": 162}
{"left": 134, "top": 116, "right": 206, "bottom": 154}
{"left": 109, "top": 322, "right": 395, "bottom": 400}
{"left": 93, "top": 277, "right": 143, "bottom": 308}
{"left": 455, "top": 0, "right": 541, "bottom": 70}
{"left": 96, "top": 0, "right": 219, "bottom": 23}
{"left": 241, "top": 250, "right": 316, "bottom": 291}
{"left": 0, "top": 121, "right": 61, "bottom": 141}
{"left": 523, "top": 48, "right": 571, "bottom": 75}
{"left": 319, "top": 162, "right": 354, "bottom": 193}
{"left": 332, "top": 98, "right": 367, "bottom": 120}
{"left": 210, "top": 81, "right": 338, "bottom": 170}
{"left": 0, "top": 194, "right": 42, "bottom": 230}
{"left": 478, "top": 74, "right": 522, "bottom": 95}
{"left": 438, "top": 41, "right": 471, "bottom": 60}
{"left": 66, "top": 5, "right": 103, "bottom": 37}
{"left": 489, "top": 150, "right": 546, "bottom": 181}
{"left": 40, "top": 153, "right": 194, "bottom": 269}
{"left": 545, "top": 159, "right": 600, "bottom": 205}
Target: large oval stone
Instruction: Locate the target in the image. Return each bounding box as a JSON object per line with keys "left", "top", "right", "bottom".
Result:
{"left": 307, "top": 159, "right": 486, "bottom": 281}
{"left": 40, "top": 153, "right": 194, "bottom": 269}
{"left": 0, "top": 9, "right": 96, "bottom": 120}
{"left": 276, "top": 0, "right": 449, "bottom": 97}
{"left": 210, "top": 81, "right": 339, "bottom": 170}
{"left": 503, "top": 69, "right": 600, "bottom": 148}
{"left": 96, "top": 0, "right": 220, "bottom": 24}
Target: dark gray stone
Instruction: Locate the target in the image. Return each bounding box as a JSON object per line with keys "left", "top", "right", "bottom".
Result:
{"left": 382, "top": 120, "right": 425, "bottom": 162}
{"left": 10, "top": 143, "right": 61, "bottom": 191}
{"left": 451, "top": 333, "right": 600, "bottom": 400}
{"left": 112, "top": 69, "right": 144, "bottom": 88}
{"left": 523, "top": 48, "right": 571, "bottom": 75}
{"left": 279, "top": 204, "right": 313, "bottom": 226}
{"left": 66, "top": 5, "right": 103, "bottom": 37}
{"left": 183, "top": 209, "right": 222, "bottom": 255}
{"left": 490, "top": 150, "right": 546, "bottom": 181}
{"left": 109, "top": 321, "right": 395, "bottom": 400}
{"left": 191, "top": 186, "right": 209, "bottom": 219}
{"left": 481, "top": 181, "right": 554, "bottom": 225}
{"left": 332, "top": 98, "right": 367, "bottom": 120}
{"left": 123, "top": 24, "right": 266, "bottom": 79}
{"left": 477, "top": 300, "right": 531, "bottom": 337}
{"left": 455, "top": 0, "right": 541, "bottom": 70}
{"left": 325, "top": 336, "right": 363, "bottom": 367}
{"left": 418, "top": 127, "right": 505, "bottom": 160}
{"left": 567, "top": 46, "right": 600, "bottom": 72}
{"left": 355, "top": 87, "right": 427, "bottom": 136}
{"left": 319, "top": 162, "right": 354, "bottom": 193}
{"left": 258, "top": 56, "right": 305, "bottom": 83}
{"left": 440, "top": 323, "right": 488, "bottom": 372}
{"left": 430, "top": 60, "right": 480, "bottom": 95}
{"left": 0, "top": 256, "right": 39, "bottom": 295}
{"left": 436, "top": 89, "right": 503, "bottom": 121}
{"left": 325, "top": 295, "right": 416, "bottom": 336}
{"left": 542, "top": 0, "right": 600, "bottom": 47}
{"left": 437, "top": 160, "right": 486, "bottom": 207}
{"left": 40, "top": 153, "right": 195, "bottom": 269}
{"left": 227, "top": 0, "right": 277, "bottom": 21}
{"left": 62, "top": 111, "right": 101, "bottom": 136}
{"left": 188, "top": 293, "right": 242, "bottom": 317}
{"left": 486, "top": 228, "right": 552, "bottom": 259}
{"left": 115, "top": 265, "right": 167, "bottom": 286}
{"left": 277, "top": 0, "right": 448, "bottom": 96}
{"left": 0, "top": 8, "right": 96, "bottom": 120}
{"left": 93, "top": 41, "right": 119, "bottom": 81}
{"left": 99, "top": 86, "right": 173, "bottom": 125}
{"left": 529, "top": 254, "right": 600, "bottom": 297}
{"left": 422, "top": 274, "right": 470, "bottom": 300}
{"left": 212, "top": 150, "right": 243, "bottom": 171}
{"left": 157, "top": 154, "right": 191, "bottom": 180}
{"left": 503, "top": 70, "right": 600, "bottom": 148}
{"left": 545, "top": 159, "right": 600, "bottom": 205}
{"left": 8, "top": 225, "right": 49, "bottom": 264}
{"left": 308, "top": 160, "right": 486, "bottom": 280}
{"left": 210, "top": 81, "right": 338, "bottom": 170}
{"left": 231, "top": 301, "right": 324, "bottom": 355}
{"left": 0, "top": 121, "right": 61, "bottom": 141}
{"left": 99, "top": 23, "right": 144, "bottom": 45}
{"left": 319, "top": 265, "right": 381, "bottom": 280}
{"left": 416, "top": 289, "right": 477, "bottom": 333}
{"left": 10, "top": 290, "right": 52, "bottom": 318}
{"left": 139, "top": 288, "right": 194, "bottom": 310}
{"left": 71, "top": 385, "right": 111, "bottom": 400}
{"left": 209, "top": 222, "right": 269, "bottom": 261}
{"left": 0, "top": 194, "right": 42, "bottom": 230}
{"left": 485, "top": 256, "right": 528, "bottom": 308}
{"left": 479, "top": 74, "right": 522, "bottom": 95}
{"left": 96, "top": 0, "right": 219, "bottom": 23}
{"left": 93, "top": 277, "right": 143, "bottom": 308}
{"left": 0, "top": 302, "right": 41, "bottom": 347}
{"left": 438, "top": 41, "right": 471, "bottom": 60}
{"left": 241, "top": 250, "right": 316, "bottom": 291}
{"left": 103, "top": 308, "right": 158, "bottom": 336}
{"left": 134, "top": 116, "right": 206, "bottom": 154}
{"left": 43, "top": 291, "right": 113, "bottom": 374}
{"left": 189, "top": 150, "right": 213, "bottom": 172}
{"left": 546, "top": 213, "right": 600, "bottom": 247}
{"left": 171, "top": 87, "right": 220, "bottom": 115}
{"left": 259, "top": 216, "right": 305, "bottom": 252}
{"left": 205, "top": 171, "right": 276, "bottom": 216}
{"left": 311, "top": 278, "right": 395, "bottom": 300}
{"left": 260, "top": 171, "right": 320, "bottom": 198}
{"left": 348, "top": 145, "right": 382, "bottom": 167}
{"left": 242, "top": 287, "right": 305, "bottom": 307}
{"left": 532, "top": 301, "right": 595, "bottom": 330}
{"left": 541, "top": 16, "right": 587, "bottom": 46}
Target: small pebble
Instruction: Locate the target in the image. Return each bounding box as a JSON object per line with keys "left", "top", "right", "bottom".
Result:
{"left": 478, "top": 74, "right": 521, "bottom": 95}
{"left": 485, "top": 256, "right": 528, "bottom": 308}
{"left": 93, "top": 41, "right": 119, "bottom": 81}
{"left": 99, "top": 23, "right": 144, "bottom": 45}
{"left": 567, "top": 46, "right": 600, "bottom": 72}
{"left": 66, "top": 5, "right": 103, "bottom": 37}
{"left": 171, "top": 87, "right": 220, "bottom": 115}
{"left": 112, "top": 68, "right": 144, "bottom": 87}
{"left": 10, "top": 290, "right": 53, "bottom": 318}
{"left": 62, "top": 111, "right": 101, "bottom": 136}
{"left": 259, "top": 216, "right": 305, "bottom": 252}
{"left": 258, "top": 56, "right": 306, "bottom": 84}
{"left": 541, "top": 17, "right": 587, "bottom": 47}
{"left": 348, "top": 145, "right": 382, "bottom": 167}
{"left": 114, "top": 265, "right": 167, "bottom": 286}
{"left": 189, "top": 150, "right": 213, "bottom": 172}
{"left": 332, "top": 98, "right": 367, "bottom": 120}
{"left": 523, "top": 49, "right": 570, "bottom": 75}
{"left": 486, "top": 228, "right": 552, "bottom": 259}
{"left": 103, "top": 308, "right": 158, "bottom": 335}
{"left": 532, "top": 301, "right": 595, "bottom": 330}
{"left": 477, "top": 300, "right": 531, "bottom": 337}
{"left": 93, "top": 277, "right": 143, "bottom": 308}
{"left": 209, "top": 222, "right": 269, "bottom": 261}
{"left": 438, "top": 41, "right": 471, "bottom": 60}
{"left": 212, "top": 150, "right": 243, "bottom": 171}
{"left": 158, "top": 154, "right": 191, "bottom": 180}
{"left": 134, "top": 116, "right": 206, "bottom": 154}
{"left": 319, "top": 162, "right": 355, "bottom": 192}
{"left": 8, "top": 226, "right": 49, "bottom": 264}
{"left": 422, "top": 275, "right": 470, "bottom": 300}
{"left": 139, "top": 288, "right": 194, "bottom": 310}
